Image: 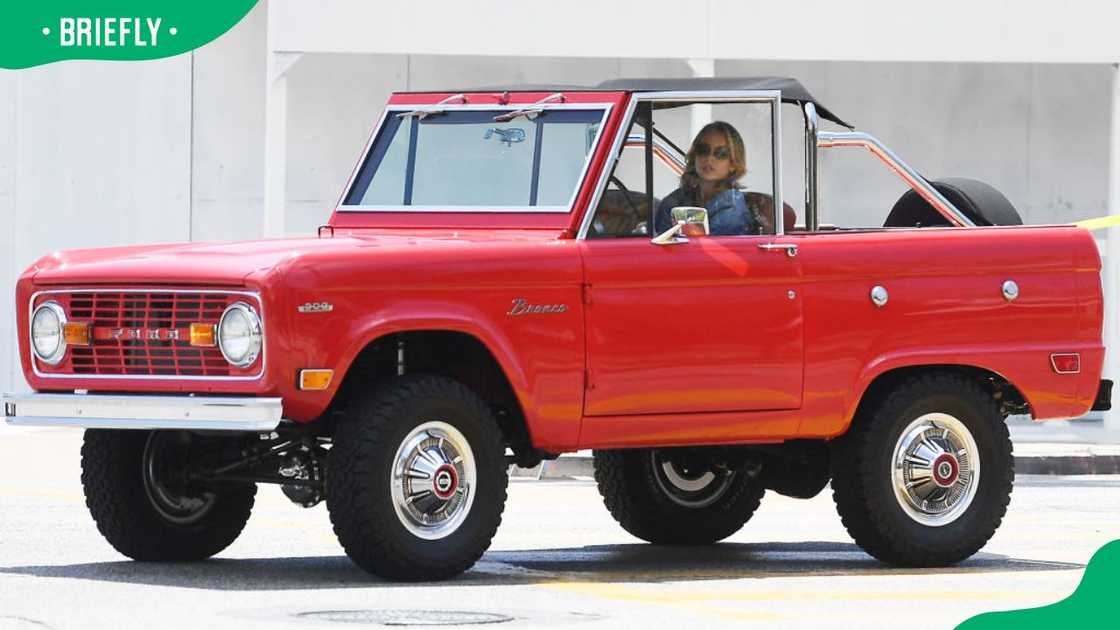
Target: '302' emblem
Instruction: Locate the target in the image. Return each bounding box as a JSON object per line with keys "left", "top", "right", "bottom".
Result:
{"left": 297, "top": 302, "right": 333, "bottom": 313}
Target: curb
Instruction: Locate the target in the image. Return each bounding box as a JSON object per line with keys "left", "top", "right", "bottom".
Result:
{"left": 512, "top": 452, "right": 1120, "bottom": 480}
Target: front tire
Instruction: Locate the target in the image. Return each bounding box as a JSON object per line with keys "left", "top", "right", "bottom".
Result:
{"left": 81, "top": 429, "right": 256, "bottom": 561}
{"left": 326, "top": 376, "right": 508, "bottom": 581}
{"left": 830, "top": 373, "right": 1014, "bottom": 566}
{"left": 593, "top": 448, "right": 765, "bottom": 545}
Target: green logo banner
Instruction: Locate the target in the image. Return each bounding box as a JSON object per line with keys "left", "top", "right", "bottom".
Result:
{"left": 957, "top": 539, "right": 1120, "bottom": 629}
{"left": 0, "top": 1, "right": 259, "bottom": 69}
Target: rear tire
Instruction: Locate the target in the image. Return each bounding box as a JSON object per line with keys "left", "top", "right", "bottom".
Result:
{"left": 81, "top": 429, "right": 256, "bottom": 561}
{"left": 326, "top": 375, "right": 508, "bottom": 581}
{"left": 830, "top": 373, "right": 1014, "bottom": 566}
{"left": 593, "top": 448, "right": 765, "bottom": 545}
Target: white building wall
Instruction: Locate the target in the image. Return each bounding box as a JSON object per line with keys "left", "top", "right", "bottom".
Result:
{"left": 0, "top": 6, "right": 1114, "bottom": 405}
{"left": 191, "top": 2, "right": 268, "bottom": 242}
{"left": 0, "top": 58, "right": 192, "bottom": 395}
{"left": 1, "top": 72, "right": 15, "bottom": 395}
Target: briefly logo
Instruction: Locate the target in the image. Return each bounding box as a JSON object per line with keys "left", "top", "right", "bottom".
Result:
{"left": 52, "top": 18, "right": 175, "bottom": 48}
{"left": 507, "top": 298, "right": 568, "bottom": 316}
{"left": 298, "top": 302, "right": 333, "bottom": 314}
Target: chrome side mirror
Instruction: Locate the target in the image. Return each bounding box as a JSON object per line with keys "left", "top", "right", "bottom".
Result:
{"left": 651, "top": 206, "right": 709, "bottom": 245}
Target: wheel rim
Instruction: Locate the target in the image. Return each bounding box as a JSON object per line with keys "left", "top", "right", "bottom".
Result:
{"left": 390, "top": 421, "right": 477, "bottom": 540}
{"left": 650, "top": 450, "right": 735, "bottom": 508}
{"left": 890, "top": 413, "right": 981, "bottom": 527}
{"left": 142, "top": 432, "right": 217, "bottom": 526}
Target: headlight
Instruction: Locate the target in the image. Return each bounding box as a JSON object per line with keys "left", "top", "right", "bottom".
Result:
{"left": 31, "top": 301, "right": 67, "bottom": 365}
{"left": 217, "top": 302, "right": 262, "bottom": 367}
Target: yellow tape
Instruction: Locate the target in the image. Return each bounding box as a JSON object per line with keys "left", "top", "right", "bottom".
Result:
{"left": 1074, "top": 216, "right": 1120, "bottom": 231}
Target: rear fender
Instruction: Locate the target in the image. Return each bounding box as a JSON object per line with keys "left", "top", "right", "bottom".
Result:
{"left": 839, "top": 345, "right": 1095, "bottom": 436}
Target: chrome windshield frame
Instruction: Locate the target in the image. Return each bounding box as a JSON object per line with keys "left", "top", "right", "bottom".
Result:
{"left": 577, "top": 90, "right": 785, "bottom": 240}
{"left": 337, "top": 102, "right": 614, "bottom": 214}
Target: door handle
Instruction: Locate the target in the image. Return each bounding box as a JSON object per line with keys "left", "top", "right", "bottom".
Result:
{"left": 757, "top": 243, "right": 798, "bottom": 258}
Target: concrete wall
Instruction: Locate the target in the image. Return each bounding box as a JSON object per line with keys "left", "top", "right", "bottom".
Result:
{"left": 0, "top": 5, "right": 1113, "bottom": 396}
{"left": 0, "top": 58, "right": 192, "bottom": 394}
{"left": 282, "top": 57, "right": 1112, "bottom": 232}
{"left": 191, "top": 2, "right": 268, "bottom": 242}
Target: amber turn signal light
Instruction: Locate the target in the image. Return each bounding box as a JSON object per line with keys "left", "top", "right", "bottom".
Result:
{"left": 62, "top": 322, "right": 90, "bottom": 346}
{"left": 299, "top": 369, "right": 334, "bottom": 391}
{"left": 190, "top": 323, "right": 217, "bottom": 347}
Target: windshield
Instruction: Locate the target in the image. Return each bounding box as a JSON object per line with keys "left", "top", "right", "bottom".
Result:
{"left": 342, "top": 108, "right": 608, "bottom": 211}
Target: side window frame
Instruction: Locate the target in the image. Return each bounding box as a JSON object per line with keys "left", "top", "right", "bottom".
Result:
{"left": 578, "top": 91, "right": 784, "bottom": 240}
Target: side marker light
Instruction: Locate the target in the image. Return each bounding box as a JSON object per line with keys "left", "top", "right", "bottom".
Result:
{"left": 299, "top": 369, "right": 334, "bottom": 391}
{"left": 1051, "top": 353, "right": 1081, "bottom": 374}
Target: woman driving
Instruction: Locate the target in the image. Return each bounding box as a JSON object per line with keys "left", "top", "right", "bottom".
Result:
{"left": 654, "top": 121, "right": 761, "bottom": 236}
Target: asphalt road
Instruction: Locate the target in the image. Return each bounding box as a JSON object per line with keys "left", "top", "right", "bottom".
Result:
{"left": 1, "top": 427, "right": 1118, "bottom": 630}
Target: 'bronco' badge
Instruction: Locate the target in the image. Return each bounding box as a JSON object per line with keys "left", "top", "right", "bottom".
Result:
{"left": 507, "top": 298, "right": 567, "bottom": 316}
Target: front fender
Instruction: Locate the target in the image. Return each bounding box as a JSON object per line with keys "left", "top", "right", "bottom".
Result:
{"left": 281, "top": 292, "right": 586, "bottom": 451}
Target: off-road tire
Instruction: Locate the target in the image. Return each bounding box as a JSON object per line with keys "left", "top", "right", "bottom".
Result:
{"left": 830, "top": 373, "right": 1014, "bottom": 566}
{"left": 326, "top": 375, "right": 508, "bottom": 581}
{"left": 81, "top": 429, "right": 256, "bottom": 561}
{"left": 593, "top": 449, "right": 765, "bottom": 545}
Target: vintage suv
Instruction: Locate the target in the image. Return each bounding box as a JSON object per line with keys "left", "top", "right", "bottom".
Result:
{"left": 4, "top": 78, "right": 1112, "bottom": 581}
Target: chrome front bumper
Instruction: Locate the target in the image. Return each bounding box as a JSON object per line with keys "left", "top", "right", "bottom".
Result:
{"left": 3, "top": 393, "right": 282, "bottom": 432}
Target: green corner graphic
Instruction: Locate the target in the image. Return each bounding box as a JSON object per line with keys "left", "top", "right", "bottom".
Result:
{"left": 0, "top": 1, "right": 259, "bottom": 69}
{"left": 957, "top": 540, "right": 1120, "bottom": 629}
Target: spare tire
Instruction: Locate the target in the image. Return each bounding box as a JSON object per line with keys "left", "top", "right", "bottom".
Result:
{"left": 884, "top": 177, "right": 1022, "bottom": 228}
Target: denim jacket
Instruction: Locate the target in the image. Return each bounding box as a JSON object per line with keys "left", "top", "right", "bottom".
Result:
{"left": 655, "top": 187, "right": 759, "bottom": 236}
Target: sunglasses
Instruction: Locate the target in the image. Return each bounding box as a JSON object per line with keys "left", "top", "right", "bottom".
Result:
{"left": 695, "top": 142, "right": 731, "bottom": 160}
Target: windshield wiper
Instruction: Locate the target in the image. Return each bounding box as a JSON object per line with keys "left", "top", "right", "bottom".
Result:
{"left": 396, "top": 93, "right": 467, "bottom": 121}
{"left": 492, "top": 92, "right": 565, "bottom": 122}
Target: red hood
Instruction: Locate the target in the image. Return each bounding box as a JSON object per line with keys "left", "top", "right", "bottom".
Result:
{"left": 28, "top": 230, "right": 562, "bottom": 286}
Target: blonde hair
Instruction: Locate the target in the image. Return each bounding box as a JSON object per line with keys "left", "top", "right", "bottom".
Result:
{"left": 681, "top": 121, "right": 747, "bottom": 204}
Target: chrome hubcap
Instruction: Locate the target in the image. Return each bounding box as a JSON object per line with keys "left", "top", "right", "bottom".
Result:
{"left": 391, "top": 421, "right": 476, "bottom": 540}
{"left": 651, "top": 451, "right": 735, "bottom": 508}
{"left": 891, "top": 413, "right": 980, "bottom": 526}
{"left": 142, "top": 432, "right": 216, "bottom": 526}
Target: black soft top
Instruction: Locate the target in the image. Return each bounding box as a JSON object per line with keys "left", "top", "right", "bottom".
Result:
{"left": 598, "top": 77, "right": 849, "bottom": 128}
{"left": 408, "top": 76, "right": 850, "bottom": 128}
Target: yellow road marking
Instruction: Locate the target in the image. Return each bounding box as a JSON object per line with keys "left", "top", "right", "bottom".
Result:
{"left": 545, "top": 581, "right": 1066, "bottom": 604}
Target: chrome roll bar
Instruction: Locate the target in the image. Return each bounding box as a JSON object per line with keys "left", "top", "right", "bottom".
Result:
{"left": 625, "top": 133, "right": 685, "bottom": 173}
{"left": 802, "top": 104, "right": 974, "bottom": 229}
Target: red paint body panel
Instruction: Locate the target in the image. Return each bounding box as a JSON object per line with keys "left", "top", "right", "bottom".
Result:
{"left": 580, "top": 235, "right": 804, "bottom": 415}
{"left": 11, "top": 90, "right": 1107, "bottom": 455}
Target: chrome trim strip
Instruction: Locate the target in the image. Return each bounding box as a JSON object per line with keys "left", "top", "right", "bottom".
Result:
{"left": 3, "top": 392, "right": 282, "bottom": 432}
{"left": 772, "top": 96, "right": 784, "bottom": 236}
{"left": 29, "top": 288, "right": 266, "bottom": 382}
{"left": 577, "top": 90, "right": 786, "bottom": 240}
{"left": 337, "top": 103, "right": 614, "bottom": 215}
{"left": 803, "top": 102, "right": 819, "bottom": 231}
{"left": 816, "top": 131, "right": 975, "bottom": 228}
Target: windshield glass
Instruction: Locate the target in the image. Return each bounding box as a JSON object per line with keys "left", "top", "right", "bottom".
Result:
{"left": 343, "top": 108, "right": 607, "bottom": 211}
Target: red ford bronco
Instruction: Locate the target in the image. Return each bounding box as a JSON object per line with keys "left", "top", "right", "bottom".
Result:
{"left": 5, "top": 78, "right": 1112, "bottom": 581}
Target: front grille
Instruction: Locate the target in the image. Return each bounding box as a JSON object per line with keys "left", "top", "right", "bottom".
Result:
{"left": 35, "top": 290, "right": 259, "bottom": 378}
